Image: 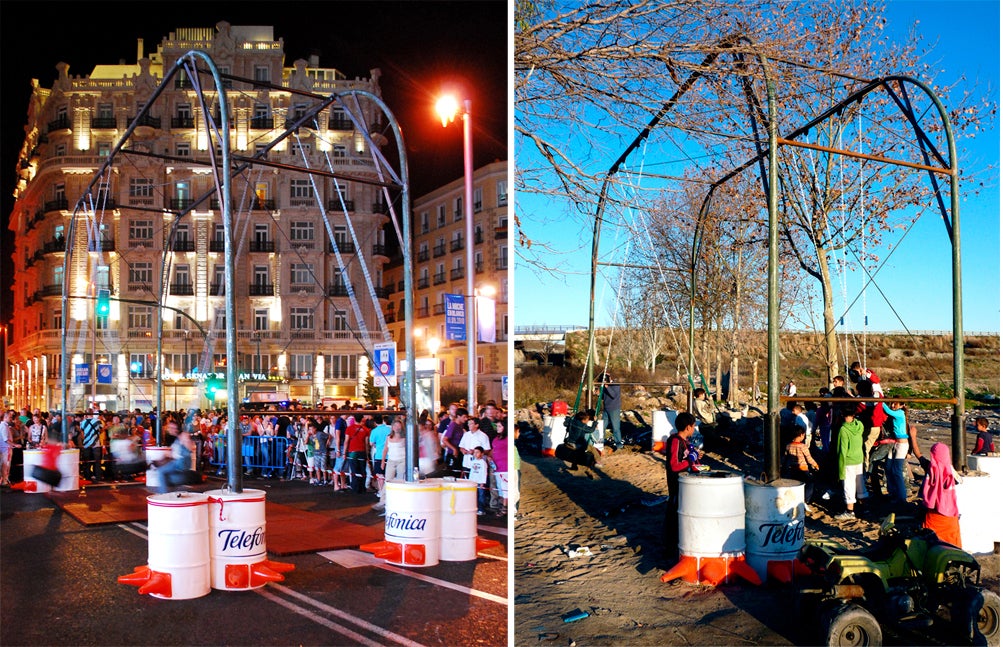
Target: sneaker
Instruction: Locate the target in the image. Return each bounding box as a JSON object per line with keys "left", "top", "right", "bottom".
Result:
{"left": 834, "top": 512, "right": 855, "bottom": 521}
{"left": 476, "top": 510, "right": 486, "bottom": 516}
{"left": 371, "top": 502, "right": 385, "bottom": 511}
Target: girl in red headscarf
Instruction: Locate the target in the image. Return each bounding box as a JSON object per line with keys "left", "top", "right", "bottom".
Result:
{"left": 919, "top": 442, "right": 962, "bottom": 547}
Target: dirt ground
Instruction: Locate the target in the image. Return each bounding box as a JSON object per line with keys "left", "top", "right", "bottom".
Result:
{"left": 513, "top": 408, "right": 1001, "bottom": 646}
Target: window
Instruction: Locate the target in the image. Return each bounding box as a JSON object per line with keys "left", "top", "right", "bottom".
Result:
{"left": 130, "top": 262, "right": 153, "bottom": 284}
{"left": 174, "top": 265, "right": 190, "bottom": 285}
{"left": 437, "top": 205, "right": 445, "bottom": 227}
{"left": 334, "top": 225, "right": 349, "bottom": 245}
{"left": 98, "top": 103, "right": 114, "bottom": 119}
{"left": 53, "top": 266, "right": 63, "bottom": 286}
{"left": 497, "top": 245, "right": 508, "bottom": 269}
{"left": 53, "top": 311, "right": 62, "bottom": 332}
{"left": 289, "top": 307, "right": 314, "bottom": 330}
{"left": 290, "top": 354, "right": 313, "bottom": 379}
{"left": 455, "top": 358, "right": 464, "bottom": 375}
{"left": 254, "top": 66, "right": 270, "bottom": 83}
{"left": 292, "top": 141, "right": 312, "bottom": 156}
{"left": 129, "top": 219, "right": 153, "bottom": 242}
{"left": 290, "top": 263, "right": 313, "bottom": 285}
{"left": 95, "top": 265, "right": 110, "bottom": 289}
{"left": 130, "top": 178, "right": 154, "bottom": 197}
{"left": 290, "top": 179, "right": 313, "bottom": 199}
{"left": 213, "top": 307, "right": 226, "bottom": 329}
{"left": 453, "top": 197, "right": 463, "bottom": 221}
{"left": 176, "top": 142, "right": 191, "bottom": 157}
{"left": 324, "top": 354, "right": 357, "bottom": 379}
{"left": 128, "top": 306, "right": 153, "bottom": 329}
{"left": 212, "top": 224, "right": 224, "bottom": 244}
{"left": 291, "top": 103, "right": 308, "bottom": 121}
{"left": 212, "top": 266, "right": 224, "bottom": 291}
{"left": 332, "top": 310, "right": 348, "bottom": 331}
{"left": 420, "top": 211, "right": 429, "bottom": 234}
{"left": 290, "top": 221, "right": 315, "bottom": 242}
{"left": 175, "top": 223, "right": 191, "bottom": 242}
{"left": 253, "top": 265, "right": 269, "bottom": 285}
{"left": 177, "top": 103, "right": 192, "bottom": 119}
{"left": 497, "top": 180, "right": 508, "bottom": 206}
{"left": 498, "top": 215, "right": 508, "bottom": 230}
{"left": 97, "top": 142, "right": 111, "bottom": 157}
{"left": 473, "top": 187, "right": 483, "bottom": 212}
{"left": 254, "top": 223, "right": 270, "bottom": 242}
{"left": 55, "top": 144, "right": 66, "bottom": 157}
{"left": 130, "top": 353, "right": 151, "bottom": 377}
{"left": 254, "top": 309, "right": 269, "bottom": 331}
{"left": 332, "top": 144, "right": 347, "bottom": 158}
{"left": 54, "top": 183, "right": 65, "bottom": 202}
{"left": 254, "top": 104, "right": 269, "bottom": 119}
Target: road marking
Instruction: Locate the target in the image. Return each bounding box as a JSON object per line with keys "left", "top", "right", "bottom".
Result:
{"left": 375, "top": 563, "right": 508, "bottom": 605}
{"left": 265, "top": 583, "right": 426, "bottom": 647}
{"left": 479, "top": 523, "right": 508, "bottom": 536}
{"left": 117, "top": 523, "right": 148, "bottom": 540}
{"left": 256, "top": 587, "right": 404, "bottom": 647}
{"left": 477, "top": 551, "right": 508, "bottom": 562}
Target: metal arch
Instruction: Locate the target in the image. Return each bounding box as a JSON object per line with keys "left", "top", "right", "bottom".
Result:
{"left": 688, "top": 73, "right": 962, "bottom": 474}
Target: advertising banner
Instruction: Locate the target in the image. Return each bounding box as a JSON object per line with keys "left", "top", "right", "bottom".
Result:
{"left": 444, "top": 293, "right": 466, "bottom": 341}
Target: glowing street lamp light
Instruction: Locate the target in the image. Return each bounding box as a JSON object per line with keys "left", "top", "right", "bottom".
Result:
{"left": 435, "top": 92, "right": 476, "bottom": 411}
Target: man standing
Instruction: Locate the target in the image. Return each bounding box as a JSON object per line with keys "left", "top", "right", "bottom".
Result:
{"left": 79, "top": 411, "right": 103, "bottom": 482}
{"left": 368, "top": 416, "right": 392, "bottom": 496}
{"left": 458, "top": 417, "right": 491, "bottom": 478}
{"left": 0, "top": 411, "right": 17, "bottom": 486}
{"left": 441, "top": 408, "right": 469, "bottom": 475}
{"left": 599, "top": 374, "right": 622, "bottom": 450}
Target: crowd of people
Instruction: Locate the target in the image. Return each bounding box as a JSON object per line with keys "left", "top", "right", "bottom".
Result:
{"left": 0, "top": 400, "right": 511, "bottom": 516}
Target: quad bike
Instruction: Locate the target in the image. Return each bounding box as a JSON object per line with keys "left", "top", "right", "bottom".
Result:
{"left": 796, "top": 514, "right": 1000, "bottom": 646}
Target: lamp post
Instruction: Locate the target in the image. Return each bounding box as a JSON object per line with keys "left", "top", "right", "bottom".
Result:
{"left": 435, "top": 94, "right": 476, "bottom": 412}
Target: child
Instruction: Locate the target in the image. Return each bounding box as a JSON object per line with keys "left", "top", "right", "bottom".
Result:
{"left": 468, "top": 446, "right": 493, "bottom": 515}
{"left": 973, "top": 417, "right": 996, "bottom": 455}
{"left": 835, "top": 407, "right": 865, "bottom": 521}
{"left": 784, "top": 426, "right": 820, "bottom": 505}
{"left": 920, "top": 443, "right": 962, "bottom": 546}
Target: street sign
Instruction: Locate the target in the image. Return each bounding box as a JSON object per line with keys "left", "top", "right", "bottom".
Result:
{"left": 444, "top": 293, "right": 466, "bottom": 341}
{"left": 97, "top": 363, "right": 113, "bottom": 384}
{"left": 373, "top": 341, "right": 397, "bottom": 387}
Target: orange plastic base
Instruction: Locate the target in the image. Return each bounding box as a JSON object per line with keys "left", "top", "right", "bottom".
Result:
{"left": 542, "top": 449, "right": 556, "bottom": 457}
{"left": 359, "top": 540, "right": 430, "bottom": 565}
{"left": 476, "top": 536, "right": 501, "bottom": 551}
{"left": 661, "top": 554, "right": 762, "bottom": 586}
{"left": 766, "top": 558, "right": 812, "bottom": 584}
{"left": 653, "top": 441, "right": 666, "bottom": 453}
{"left": 11, "top": 481, "right": 36, "bottom": 492}
{"left": 117, "top": 564, "right": 172, "bottom": 597}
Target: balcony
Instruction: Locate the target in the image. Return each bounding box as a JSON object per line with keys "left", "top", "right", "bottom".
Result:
{"left": 450, "top": 267, "right": 465, "bottom": 281}
{"left": 169, "top": 283, "right": 194, "bottom": 296}
{"left": 128, "top": 238, "right": 154, "bottom": 249}
{"left": 416, "top": 277, "right": 429, "bottom": 289}
{"left": 87, "top": 238, "right": 115, "bottom": 252}
{"left": 433, "top": 244, "right": 446, "bottom": 258}
{"left": 374, "top": 286, "right": 391, "bottom": 299}
{"left": 47, "top": 116, "right": 71, "bottom": 132}
{"left": 372, "top": 201, "right": 390, "bottom": 214}
{"left": 495, "top": 227, "right": 508, "bottom": 239}
{"left": 496, "top": 257, "right": 509, "bottom": 270}
{"left": 290, "top": 284, "right": 316, "bottom": 294}
{"left": 433, "top": 272, "right": 446, "bottom": 286}
{"left": 327, "top": 241, "right": 356, "bottom": 254}
{"left": 433, "top": 303, "right": 446, "bottom": 315}
{"left": 289, "top": 239, "right": 315, "bottom": 250}
{"left": 42, "top": 237, "right": 67, "bottom": 254}
{"left": 290, "top": 330, "right": 316, "bottom": 340}
{"left": 36, "top": 284, "right": 64, "bottom": 299}
{"left": 249, "top": 240, "right": 275, "bottom": 253}
{"left": 474, "top": 230, "right": 484, "bottom": 244}
{"left": 417, "top": 249, "right": 429, "bottom": 262}
{"left": 171, "top": 116, "right": 195, "bottom": 129}
{"left": 249, "top": 283, "right": 274, "bottom": 296}
{"left": 209, "top": 283, "right": 225, "bottom": 296}
{"left": 127, "top": 282, "right": 152, "bottom": 293}
{"left": 372, "top": 244, "right": 387, "bottom": 257}
{"left": 416, "top": 306, "right": 429, "bottom": 318}
{"left": 129, "top": 114, "right": 161, "bottom": 129}
{"left": 169, "top": 198, "right": 193, "bottom": 211}
{"left": 450, "top": 238, "right": 464, "bottom": 252}
{"left": 329, "top": 118, "right": 354, "bottom": 130}
{"left": 284, "top": 115, "right": 311, "bottom": 129}
{"left": 91, "top": 117, "right": 117, "bottom": 129}
{"left": 209, "top": 240, "right": 225, "bottom": 252}
{"left": 44, "top": 198, "right": 68, "bottom": 212}
{"left": 326, "top": 199, "right": 355, "bottom": 212}
{"left": 327, "top": 284, "right": 351, "bottom": 297}
{"left": 250, "top": 116, "right": 273, "bottom": 129}
{"left": 168, "top": 239, "right": 196, "bottom": 252}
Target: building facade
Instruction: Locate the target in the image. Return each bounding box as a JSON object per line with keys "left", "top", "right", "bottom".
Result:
{"left": 385, "top": 161, "right": 509, "bottom": 408}
{"left": 6, "top": 23, "right": 394, "bottom": 411}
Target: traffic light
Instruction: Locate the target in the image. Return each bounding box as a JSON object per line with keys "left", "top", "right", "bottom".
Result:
{"left": 96, "top": 288, "right": 111, "bottom": 316}
{"left": 205, "top": 377, "right": 225, "bottom": 401}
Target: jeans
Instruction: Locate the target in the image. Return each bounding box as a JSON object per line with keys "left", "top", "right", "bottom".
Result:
{"left": 887, "top": 457, "right": 907, "bottom": 503}
{"left": 602, "top": 408, "right": 621, "bottom": 447}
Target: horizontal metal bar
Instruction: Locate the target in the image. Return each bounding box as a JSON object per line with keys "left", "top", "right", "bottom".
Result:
{"left": 777, "top": 137, "right": 954, "bottom": 176}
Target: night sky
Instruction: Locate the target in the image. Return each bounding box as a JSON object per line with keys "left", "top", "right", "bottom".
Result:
{"left": 0, "top": 0, "right": 509, "bottom": 335}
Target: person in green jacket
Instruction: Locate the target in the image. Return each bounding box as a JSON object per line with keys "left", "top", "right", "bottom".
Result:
{"left": 835, "top": 407, "right": 865, "bottom": 521}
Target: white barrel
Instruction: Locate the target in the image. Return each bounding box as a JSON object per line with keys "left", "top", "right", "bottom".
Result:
{"left": 145, "top": 446, "right": 171, "bottom": 490}
{"left": 652, "top": 410, "right": 677, "bottom": 451}
{"left": 205, "top": 488, "right": 269, "bottom": 590}
{"left": 678, "top": 471, "right": 746, "bottom": 558}
{"left": 146, "top": 492, "right": 210, "bottom": 599}
{"left": 542, "top": 415, "right": 566, "bottom": 455}
{"left": 22, "top": 450, "right": 50, "bottom": 493}
{"left": 592, "top": 419, "right": 606, "bottom": 452}
{"left": 956, "top": 472, "right": 999, "bottom": 554}
{"left": 384, "top": 479, "right": 442, "bottom": 567}
{"left": 966, "top": 453, "right": 1000, "bottom": 476}
{"left": 56, "top": 448, "right": 79, "bottom": 491}
{"left": 744, "top": 479, "right": 806, "bottom": 581}
{"left": 440, "top": 478, "right": 479, "bottom": 561}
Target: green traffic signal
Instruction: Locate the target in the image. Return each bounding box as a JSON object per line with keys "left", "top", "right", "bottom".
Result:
{"left": 96, "top": 288, "right": 111, "bottom": 316}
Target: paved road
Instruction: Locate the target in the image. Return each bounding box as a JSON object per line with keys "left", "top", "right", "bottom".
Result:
{"left": 1, "top": 478, "right": 509, "bottom": 646}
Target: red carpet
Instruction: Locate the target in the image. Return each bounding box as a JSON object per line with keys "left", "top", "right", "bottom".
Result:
{"left": 46, "top": 487, "right": 384, "bottom": 555}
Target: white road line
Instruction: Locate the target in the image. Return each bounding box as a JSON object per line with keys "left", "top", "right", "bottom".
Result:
{"left": 117, "top": 523, "right": 149, "bottom": 540}
{"left": 478, "top": 524, "right": 508, "bottom": 536}
{"left": 256, "top": 587, "right": 397, "bottom": 647}
{"left": 476, "top": 552, "right": 508, "bottom": 562}
{"left": 266, "top": 583, "right": 426, "bottom": 647}
{"left": 374, "top": 564, "right": 508, "bottom": 605}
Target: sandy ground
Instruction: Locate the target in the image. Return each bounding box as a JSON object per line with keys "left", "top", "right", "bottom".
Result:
{"left": 514, "top": 408, "right": 1001, "bottom": 646}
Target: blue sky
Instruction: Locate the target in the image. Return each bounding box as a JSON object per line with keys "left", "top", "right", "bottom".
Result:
{"left": 514, "top": 0, "right": 1001, "bottom": 334}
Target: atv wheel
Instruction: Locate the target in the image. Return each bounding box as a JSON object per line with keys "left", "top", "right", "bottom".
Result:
{"left": 978, "top": 590, "right": 1000, "bottom": 644}
{"left": 824, "top": 603, "right": 883, "bottom": 646}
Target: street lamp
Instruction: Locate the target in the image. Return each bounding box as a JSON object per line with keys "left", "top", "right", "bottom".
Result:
{"left": 435, "top": 93, "right": 476, "bottom": 412}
